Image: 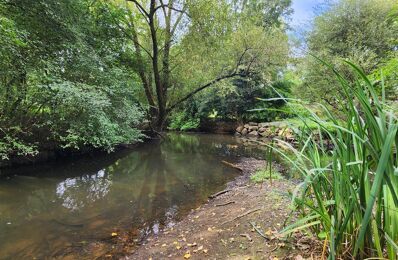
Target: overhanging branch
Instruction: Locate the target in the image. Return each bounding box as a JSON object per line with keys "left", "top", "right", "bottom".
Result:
{"left": 167, "top": 72, "right": 245, "bottom": 112}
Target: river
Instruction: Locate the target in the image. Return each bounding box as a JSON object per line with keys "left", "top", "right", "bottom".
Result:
{"left": 0, "top": 133, "right": 264, "bottom": 259}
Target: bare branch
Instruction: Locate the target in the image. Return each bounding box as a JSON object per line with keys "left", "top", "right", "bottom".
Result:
{"left": 153, "top": 4, "right": 186, "bottom": 14}
{"left": 126, "top": 0, "right": 150, "bottom": 18}
{"left": 171, "top": 4, "right": 187, "bottom": 35}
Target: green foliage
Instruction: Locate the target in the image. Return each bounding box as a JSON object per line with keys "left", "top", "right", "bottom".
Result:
{"left": 168, "top": 111, "right": 200, "bottom": 131}
{"left": 250, "top": 166, "right": 283, "bottom": 183}
{"left": 0, "top": 128, "right": 38, "bottom": 160}
{"left": 370, "top": 53, "right": 398, "bottom": 100}
{"left": 297, "top": 0, "right": 398, "bottom": 107}
{"left": 0, "top": 0, "right": 144, "bottom": 160}
{"left": 175, "top": 77, "right": 293, "bottom": 126}
{"left": 276, "top": 62, "right": 398, "bottom": 258}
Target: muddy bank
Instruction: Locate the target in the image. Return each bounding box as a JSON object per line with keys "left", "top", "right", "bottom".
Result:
{"left": 124, "top": 158, "right": 321, "bottom": 259}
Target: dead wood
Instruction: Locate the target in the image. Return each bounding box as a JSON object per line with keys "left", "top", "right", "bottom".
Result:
{"left": 221, "top": 160, "right": 243, "bottom": 171}
{"left": 222, "top": 208, "right": 261, "bottom": 225}
{"left": 209, "top": 189, "right": 232, "bottom": 199}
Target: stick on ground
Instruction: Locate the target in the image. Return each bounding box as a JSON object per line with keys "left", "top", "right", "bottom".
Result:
{"left": 215, "top": 201, "right": 236, "bottom": 207}
{"left": 222, "top": 208, "right": 261, "bottom": 225}
{"left": 209, "top": 189, "right": 232, "bottom": 199}
{"left": 221, "top": 160, "right": 243, "bottom": 171}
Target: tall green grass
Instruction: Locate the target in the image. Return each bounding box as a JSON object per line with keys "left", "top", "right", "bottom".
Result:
{"left": 271, "top": 62, "right": 398, "bottom": 259}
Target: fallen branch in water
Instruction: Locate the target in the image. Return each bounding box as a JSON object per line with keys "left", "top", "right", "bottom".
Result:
{"left": 221, "top": 160, "right": 243, "bottom": 171}
{"left": 249, "top": 221, "right": 269, "bottom": 240}
{"left": 215, "top": 201, "right": 235, "bottom": 207}
{"left": 209, "top": 189, "right": 231, "bottom": 199}
{"left": 222, "top": 208, "right": 261, "bottom": 225}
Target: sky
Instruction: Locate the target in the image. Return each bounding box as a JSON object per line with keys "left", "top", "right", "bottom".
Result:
{"left": 290, "top": 0, "right": 323, "bottom": 31}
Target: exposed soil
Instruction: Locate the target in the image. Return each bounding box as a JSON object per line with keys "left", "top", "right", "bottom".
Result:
{"left": 124, "top": 158, "right": 322, "bottom": 260}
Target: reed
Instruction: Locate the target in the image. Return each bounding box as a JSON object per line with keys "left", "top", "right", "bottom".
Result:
{"left": 271, "top": 61, "right": 398, "bottom": 259}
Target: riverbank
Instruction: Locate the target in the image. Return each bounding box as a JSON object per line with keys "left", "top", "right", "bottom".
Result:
{"left": 123, "top": 158, "right": 321, "bottom": 259}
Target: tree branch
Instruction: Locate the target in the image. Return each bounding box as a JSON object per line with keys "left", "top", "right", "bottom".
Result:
{"left": 153, "top": 4, "right": 188, "bottom": 16}
{"left": 167, "top": 72, "right": 244, "bottom": 112}
{"left": 126, "top": 0, "right": 150, "bottom": 18}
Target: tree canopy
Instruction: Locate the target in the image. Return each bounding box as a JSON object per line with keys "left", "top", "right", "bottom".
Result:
{"left": 297, "top": 0, "right": 398, "bottom": 108}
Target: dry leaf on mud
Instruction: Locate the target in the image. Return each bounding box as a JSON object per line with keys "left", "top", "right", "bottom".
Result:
{"left": 111, "top": 232, "right": 118, "bottom": 237}
{"left": 184, "top": 252, "right": 191, "bottom": 259}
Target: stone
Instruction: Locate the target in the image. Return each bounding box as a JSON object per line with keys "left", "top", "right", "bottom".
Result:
{"left": 249, "top": 122, "right": 258, "bottom": 126}
{"left": 248, "top": 126, "right": 258, "bottom": 131}
{"left": 259, "top": 121, "right": 287, "bottom": 128}
{"left": 244, "top": 124, "right": 250, "bottom": 129}
{"left": 258, "top": 127, "right": 266, "bottom": 132}
{"left": 248, "top": 130, "right": 258, "bottom": 136}
{"left": 236, "top": 126, "right": 244, "bottom": 133}
{"left": 241, "top": 128, "right": 248, "bottom": 135}
{"left": 259, "top": 131, "right": 268, "bottom": 137}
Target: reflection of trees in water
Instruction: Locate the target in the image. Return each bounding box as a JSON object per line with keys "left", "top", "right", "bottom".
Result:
{"left": 56, "top": 169, "right": 111, "bottom": 210}
{"left": 0, "top": 133, "right": 256, "bottom": 259}
{"left": 163, "top": 133, "right": 254, "bottom": 158}
{"left": 113, "top": 133, "right": 242, "bottom": 236}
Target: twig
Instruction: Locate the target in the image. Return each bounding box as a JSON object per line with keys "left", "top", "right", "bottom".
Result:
{"left": 222, "top": 208, "right": 261, "bottom": 225}
{"left": 221, "top": 160, "right": 243, "bottom": 171}
{"left": 215, "top": 201, "right": 235, "bottom": 207}
{"left": 240, "top": 233, "right": 253, "bottom": 242}
{"left": 249, "top": 221, "right": 269, "bottom": 240}
{"left": 209, "top": 189, "right": 231, "bottom": 199}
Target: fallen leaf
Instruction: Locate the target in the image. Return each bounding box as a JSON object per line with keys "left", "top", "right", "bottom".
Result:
{"left": 184, "top": 252, "right": 191, "bottom": 259}
{"left": 176, "top": 246, "right": 182, "bottom": 250}
{"left": 111, "top": 232, "right": 118, "bottom": 237}
{"left": 161, "top": 243, "right": 167, "bottom": 247}
{"left": 203, "top": 249, "right": 208, "bottom": 254}
{"left": 198, "top": 246, "right": 203, "bottom": 251}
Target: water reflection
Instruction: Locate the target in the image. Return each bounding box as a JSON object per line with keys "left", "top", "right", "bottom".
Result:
{"left": 0, "top": 133, "right": 264, "bottom": 259}
{"left": 56, "top": 169, "right": 111, "bottom": 210}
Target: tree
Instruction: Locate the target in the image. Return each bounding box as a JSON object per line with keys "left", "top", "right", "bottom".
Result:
{"left": 118, "top": 0, "right": 290, "bottom": 130}
{"left": 0, "top": 0, "right": 144, "bottom": 160}
{"left": 297, "top": 0, "right": 398, "bottom": 107}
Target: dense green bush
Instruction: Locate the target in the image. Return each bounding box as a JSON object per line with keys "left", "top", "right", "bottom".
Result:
{"left": 168, "top": 76, "right": 293, "bottom": 129}
{"left": 0, "top": 0, "right": 144, "bottom": 160}
{"left": 168, "top": 111, "right": 200, "bottom": 131}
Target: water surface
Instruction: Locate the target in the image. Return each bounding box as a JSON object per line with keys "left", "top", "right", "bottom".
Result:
{"left": 0, "top": 133, "right": 263, "bottom": 259}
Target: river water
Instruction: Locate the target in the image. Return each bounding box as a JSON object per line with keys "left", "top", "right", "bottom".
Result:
{"left": 0, "top": 133, "right": 264, "bottom": 259}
